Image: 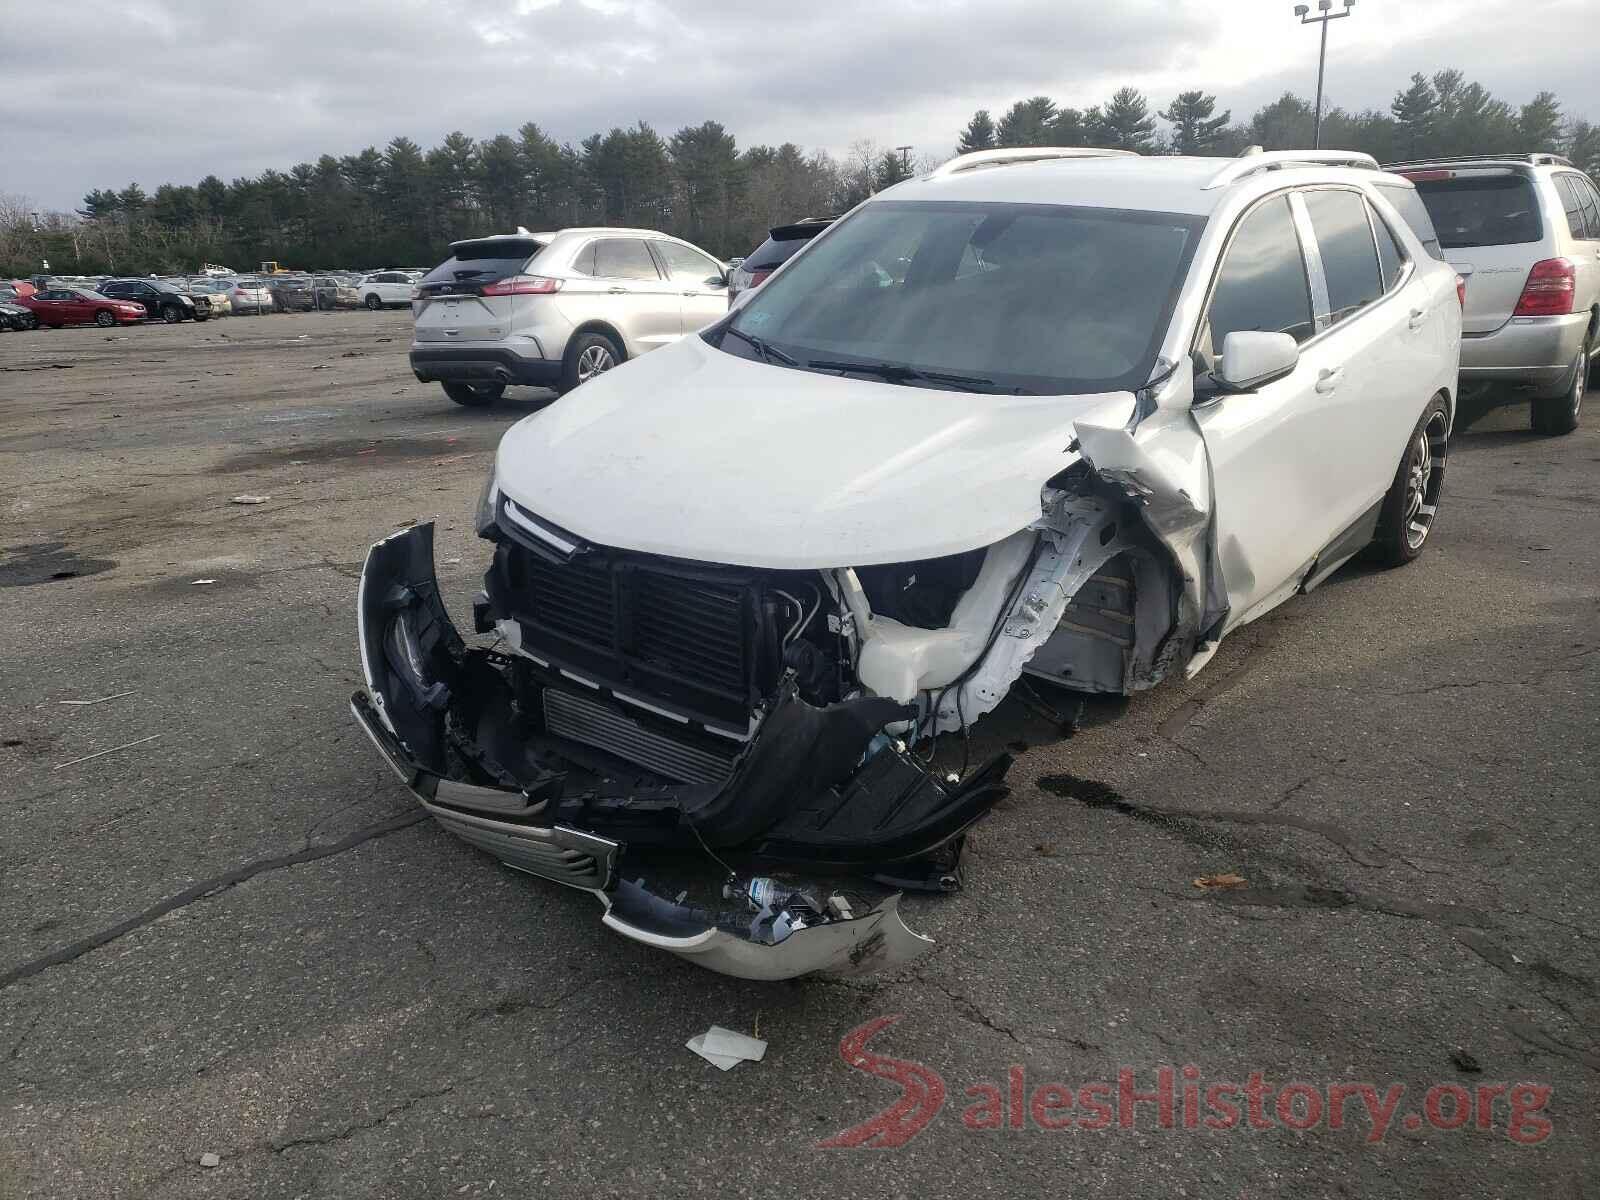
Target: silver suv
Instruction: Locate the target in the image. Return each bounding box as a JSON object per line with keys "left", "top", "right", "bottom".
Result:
{"left": 1393, "top": 153, "right": 1600, "bottom": 434}
{"left": 409, "top": 228, "right": 729, "bottom": 407}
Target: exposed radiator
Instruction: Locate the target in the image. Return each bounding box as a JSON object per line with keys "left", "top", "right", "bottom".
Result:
{"left": 543, "top": 688, "right": 734, "bottom": 784}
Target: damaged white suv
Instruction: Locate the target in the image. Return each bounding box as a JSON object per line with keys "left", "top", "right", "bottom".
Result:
{"left": 352, "top": 148, "right": 1461, "bottom": 980}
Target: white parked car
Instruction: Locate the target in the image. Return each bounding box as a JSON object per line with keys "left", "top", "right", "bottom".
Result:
{"left": 352, "top": 148, "right": 1462, "bottom": 980}
{"left": 354, "top": 271, "right": 415, "bottom": 310}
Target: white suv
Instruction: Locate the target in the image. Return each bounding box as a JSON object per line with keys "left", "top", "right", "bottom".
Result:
{"left": 409, "top": 228, "right": 728, "bottom": 406}
{"left": 354, "top": 271, "right": 415, "bottom": 310}
{"left": 1392, "top": 153, "right": 1600, "bottom": 434}
{"left": 353, "top": 148, "right": 1461, "bottom": 979}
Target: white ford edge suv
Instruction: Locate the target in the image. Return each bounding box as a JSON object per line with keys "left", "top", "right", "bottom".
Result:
{"left": 354, "top": 148, "right": 1462, "bottom": 979}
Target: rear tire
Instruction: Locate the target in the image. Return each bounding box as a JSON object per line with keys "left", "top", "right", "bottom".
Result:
{"left": 442, "top": 382, "right": 504, "bottom": 407}
{"left": 18, "top": 311, "right": 38, "bottom": 330}
{"left": 95, "top": 309, "right": 116, "bottom": 327}
{"left": 365, "top": 294, "right": 383, "bottom": 311}
{"left": 1372, "top": 395, "right": 1450, "bottom": 568}
{"left": 1530, "top": 332, "right": 1588, "bottom": 436}
{"left": 162, "top": 305, "right": 183, "bottom": 324}
{"left": 559, "top": 332, "right": 622, "bottom": 394}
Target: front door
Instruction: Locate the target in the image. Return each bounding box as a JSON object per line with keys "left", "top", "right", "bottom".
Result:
{"left": 1191, "top": 193, "right": 1351, "bottom": 630}
{"left": 650, "top": 240, "right": 730, "bottom": 333}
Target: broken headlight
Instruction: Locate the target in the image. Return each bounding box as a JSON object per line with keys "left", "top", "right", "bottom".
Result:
{"left": 474, "top": 458, "right": 500, "bottom": 539}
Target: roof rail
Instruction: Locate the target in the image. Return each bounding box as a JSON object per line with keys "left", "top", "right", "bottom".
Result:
{"left": 1202, "top": 149, "right": 1380, "bottom": 190}
{"left": 928, "top": 146, "right": 1136, "bottom": 178}
{"left": 1384, "top": 152, "right": 1573, "bottom": 169}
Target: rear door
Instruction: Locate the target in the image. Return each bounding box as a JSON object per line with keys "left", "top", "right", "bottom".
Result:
{"left": 1406, "top": 168, "right": 1548, "bottom": 334}
{"left": 648, "top": 240, "right": 728, "bottom": 333}
{"left": 414, "top": 238, "right": 540, "bottom": 345}
{"left": 558, "top": 237, "right": 679, "bottom": 354}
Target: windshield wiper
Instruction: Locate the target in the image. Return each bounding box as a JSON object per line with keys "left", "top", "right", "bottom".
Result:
{"left": 807, "top": 359, "right": 1025, "bottom": 394}
{"left": 723, "top": 325, "right": 799, "bottom": 366}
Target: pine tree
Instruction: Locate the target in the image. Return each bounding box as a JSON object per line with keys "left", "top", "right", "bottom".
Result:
{"left": 957, "top": 110, "right": 997, "bottom": 154}
{"left": 1390, "top": 73, "right": 1439, "bottom": 158}
{"left": 1160, "top": 91, "right": 1231, "bottom": 155}
{"left": 997, "top": 97, "right": 1059, "bottom": 147}
{"left": 1518, "top": 91, "right": 1563, "bottom": 151}
{"left": 1099, "top": 88, "right": 1157, "bottom": 153}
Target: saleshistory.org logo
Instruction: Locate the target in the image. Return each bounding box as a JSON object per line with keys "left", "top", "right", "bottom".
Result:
{"left": 818, "top": 1016, "right": 1555, "bottom": 1149}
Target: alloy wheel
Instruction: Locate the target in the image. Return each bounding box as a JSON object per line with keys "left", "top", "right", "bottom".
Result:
{"left": 577, "top": 344, "right": 614, "bottom": 382}
{"left": 1404, "top": 411, "right": 1449, "bottom": 550}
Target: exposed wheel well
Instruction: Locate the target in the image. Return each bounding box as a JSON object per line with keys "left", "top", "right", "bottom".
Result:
{"left": 567, "top": 321, "right": 630, "bottom": 362}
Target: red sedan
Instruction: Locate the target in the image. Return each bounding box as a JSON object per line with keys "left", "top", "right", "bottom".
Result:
{"left": 20, "top": 288, "right": 148, "bottom": 328}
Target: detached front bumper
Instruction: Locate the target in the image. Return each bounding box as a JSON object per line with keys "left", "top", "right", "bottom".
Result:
{"left": 350, "top": 522, "right": 1010, "bottom": 979}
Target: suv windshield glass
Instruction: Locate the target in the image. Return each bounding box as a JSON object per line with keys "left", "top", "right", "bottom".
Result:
{"left": 1412, "top": 174, "right": 1542, "bottom": 248}
{"left": 423, "top": 239, "right": 543, "bottom": 285}
{"left": 720, "top": 200, "right": 1203, "bottom": 395}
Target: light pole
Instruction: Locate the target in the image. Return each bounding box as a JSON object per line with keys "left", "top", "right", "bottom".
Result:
{"left": 1294, "top": 0, "right": 1355, "bottom": 149}
{"left": 895, "top": 144, "right": 913, "bottom": 177}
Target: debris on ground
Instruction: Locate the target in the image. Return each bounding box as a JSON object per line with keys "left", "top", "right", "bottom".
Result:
{"left": 1193, "top": 872, "right": 1247, "bottom": 890}
{"left": 54, "top": 733, "right": 162, "bottom": 771}
{"left": 198, "top": 1153, "right": 220, "bottom": 1169}
{"left": 229, "top": 495, "right": 271, "bottom": 506}
{"left": 58, "top": 690, "right": 137, "bottom": 707}
{"left": 191, "top": 579, "right": 217, "bottom": 586}
{"left": 687, "top": 1026, "right": 768, "bottom": 1071}
{"left": 1450, "top": 1048, "right": 1483, "bottom": 1073}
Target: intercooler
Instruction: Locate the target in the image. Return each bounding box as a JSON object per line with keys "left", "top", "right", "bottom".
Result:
{"left": 542, "top": 687, "right": 735, "bottom": 784}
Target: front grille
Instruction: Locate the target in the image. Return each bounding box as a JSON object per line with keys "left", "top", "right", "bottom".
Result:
{"left": 544, "top": 689, "right": 734, "bottom": 783}
{"left": 496, "top": 534, "right": 762, "bottom": 729}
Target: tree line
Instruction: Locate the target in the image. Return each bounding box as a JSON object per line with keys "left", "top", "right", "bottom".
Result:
{"left": 2, "top": 67, "right": 1596, "bottom": 280}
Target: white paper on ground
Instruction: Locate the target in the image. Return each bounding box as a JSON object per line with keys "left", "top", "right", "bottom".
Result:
{"left": 702, "top": 1026, "right": 767, "bottom": 1063}
{"left": 686, "top": 1033, "right": 744, "bottom": 1071}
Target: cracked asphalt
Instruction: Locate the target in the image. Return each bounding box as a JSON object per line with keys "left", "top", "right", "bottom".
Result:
{"left": 1, "top": 311, "right": 1596, "bottom": 1198}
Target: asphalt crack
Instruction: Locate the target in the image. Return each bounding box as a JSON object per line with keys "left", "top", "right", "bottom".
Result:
{"left": 0, "top": 809, "right": 428, "bottom": 991}
{"left": 1038, "top": 772, "right": 1390, "bottom": 868}
{"left": 272, "top": 1083, "right": 457, "bottom": 1153}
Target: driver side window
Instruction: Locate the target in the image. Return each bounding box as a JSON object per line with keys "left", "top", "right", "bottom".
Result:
{"left": 1202, "top": 196, "right": 1315, "bottom": 366}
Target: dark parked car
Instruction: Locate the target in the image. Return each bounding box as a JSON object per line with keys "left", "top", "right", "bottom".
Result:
{"left": 727, "top": 216, "right": 836, "bottom": 303}
{"left": 0, "top": 301, "right": 37, "bottom": 330}
{"left": 17, "top": 288, "right": 148, "bottom": 328}
{"left": 267, "top": 276, "right": 316, "bottom": 312}
{"left": 99, "top": 278, "right": 210, "bottom": 323}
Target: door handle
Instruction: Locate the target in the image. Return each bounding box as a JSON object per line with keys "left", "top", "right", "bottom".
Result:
{"left": 1314, "top": 367, "right": 1343, "bottom": 394}
{"left": 681, "top": 290, "right": 700, "bottom": 297}
{"left": 1408, "top": 307, "right": 1427, "bottom": 330}
{"left": 607, "top": 286, "right": 629, "bottom": 294}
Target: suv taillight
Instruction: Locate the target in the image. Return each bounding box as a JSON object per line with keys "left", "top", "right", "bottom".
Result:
{"left": 1513, "top": 258, "right": 1576, "bottom": 317}
{"left": 481, "top": 275, "right": 562, "bottom": 296}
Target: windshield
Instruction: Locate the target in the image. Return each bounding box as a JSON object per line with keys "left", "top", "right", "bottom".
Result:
{"left": 719, "top": 200, "right": 1203, "bottom": 395}
{"left": 1412, "top": 174, "right": 1542, "bottom": 248}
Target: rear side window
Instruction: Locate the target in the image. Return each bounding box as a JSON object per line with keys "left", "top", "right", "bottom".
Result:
{"left": 1372, "top": 206, "right": 1407, "bottom": 289}
{"left": 1553, "top": 176, "right": 1589, "bottom": 240}
{"left": 1208, "top": 196, "right": 1315, "bottom": 346}
{"left": 1303, "top": 190, "right": 1383, "bottom": 326}
{"left": 594, "top": 239, "right": 661, "bottom": 281}
{"left": 654, "top": 241, "right": 722, "bottom": 284}
{"left": 1581, "top": 178, "right": 1600, "bottom": 240}
{"left": 422, "top": 239, "right": 541, "bottom": 285}
{"left": 1412, "top": 175, "right": 1542, "bottom": 248}
{"left": 1377, "top": 186, "right": 1444, "bottom": 259}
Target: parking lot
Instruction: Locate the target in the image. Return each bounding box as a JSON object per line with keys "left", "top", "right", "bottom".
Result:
{"left": 1, "top": 310, "right": 1595, "bottom": 1196}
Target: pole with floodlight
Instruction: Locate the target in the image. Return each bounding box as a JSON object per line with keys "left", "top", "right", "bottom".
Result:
{"left": 1294, "top": 0, "right": 1355, "bottom": 149}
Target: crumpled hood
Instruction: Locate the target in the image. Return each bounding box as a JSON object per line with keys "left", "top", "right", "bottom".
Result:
{"left": 496, "top": 335, "right": 1133, "bottom": 568}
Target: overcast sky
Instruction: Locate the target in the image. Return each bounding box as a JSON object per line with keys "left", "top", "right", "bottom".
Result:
{"left": 3, "top": 0, "right": 1595, "bottom": 212}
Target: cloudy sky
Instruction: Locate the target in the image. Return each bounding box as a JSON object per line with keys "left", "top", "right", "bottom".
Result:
{"left": 3, "top": 0, "right": 1595, "bottom": 212}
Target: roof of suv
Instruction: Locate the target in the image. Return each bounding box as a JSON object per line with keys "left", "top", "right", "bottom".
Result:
{"left": 891, "top": 149, "right": 1394, "bottom": 217}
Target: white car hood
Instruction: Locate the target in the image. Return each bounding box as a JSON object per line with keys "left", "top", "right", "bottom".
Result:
{"left": 495, "top": 335, "right": 1134, "bottom": 568}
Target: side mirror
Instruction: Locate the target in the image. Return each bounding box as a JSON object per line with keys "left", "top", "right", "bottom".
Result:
{"left": 1217, "top": 331, "right": 1299, "bottom": 391}
{"left": 710, "top": 273, "right": 729, "bottom": 289}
